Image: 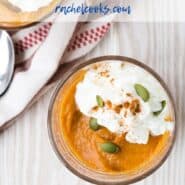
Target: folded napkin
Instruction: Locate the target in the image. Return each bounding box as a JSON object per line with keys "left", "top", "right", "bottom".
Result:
{"left": 0, "top": 13, "right": 112, "bottom": 129}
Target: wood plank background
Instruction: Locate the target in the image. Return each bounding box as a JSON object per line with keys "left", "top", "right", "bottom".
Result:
{"left": 0, "top": 22, "right": 184, "bottom": 185}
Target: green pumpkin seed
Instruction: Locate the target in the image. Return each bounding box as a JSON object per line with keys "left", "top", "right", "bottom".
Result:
{"left": 89, "top": 118, "right": 100, "bottom": 131}
{"left": 96, "top": 95, "right": 104, "bottom": 107}
{"left": 101, "top": 142, "right": 120, "bottom": 153}
{"left": 134, "top": 84, "right": 150, "bottom": 102}
{"left": 153, "top": 100, "right": 166, "bottom": 116}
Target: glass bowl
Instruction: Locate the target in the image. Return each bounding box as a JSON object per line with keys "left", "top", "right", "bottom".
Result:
{"left": 48, "top": 56, "right": 176, "bottom": 185}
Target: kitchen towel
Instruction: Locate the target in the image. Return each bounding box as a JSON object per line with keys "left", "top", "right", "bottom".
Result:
{"left": 0, "top": 12, "right": 112, "bottom": 130}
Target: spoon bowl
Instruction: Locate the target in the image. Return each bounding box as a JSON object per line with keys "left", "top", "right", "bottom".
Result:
{"left": 0, "top": 30, "right": 15, "bottom": 96}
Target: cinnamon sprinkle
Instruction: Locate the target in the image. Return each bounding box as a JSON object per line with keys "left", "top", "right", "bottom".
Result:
{"left": 123, "top": 101, "right": 130, "bottom": 109}
{"left": 119, "top": 120, "right": 124, "bottom": 126}
{"left": 114, "top": 104, "right": 123, "bottom": 114}
{"left": 106, "top": 100, "right": 112, "bottom": 109}
{"left": 130, "top": 99, "right": 141, "bottom": 115}
{"left": 92, "top": 63, "right": 100, "bottom": 70}
{"left": 126, "top": 93, "right": 132, "bottom": 97}
{"left": 110, "top": 78, "right": 115, "bottom": 84}
{"left": 124, "top": 110, "right": 128, "bottom": 118}
{"left": 92, "top": 106, "right": 99, "bottom": 112}
{"left": 99, "top": 70, "right": 110, "bottom": 78}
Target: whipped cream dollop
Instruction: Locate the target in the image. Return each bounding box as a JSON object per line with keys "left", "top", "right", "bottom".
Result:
{"left": 8, "top": 0, "right": 53, "bottom": 12}
{"left": 75, "top": 61, "right": 174, "bottom": 144}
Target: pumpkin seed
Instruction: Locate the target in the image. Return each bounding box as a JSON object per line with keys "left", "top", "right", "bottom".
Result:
{"left": 89, "top": 118, "right": 100, "bottom": 131}
{"left": 101, "top": 142, "right": 120, "bottom": 153}
{"left": 134, "top": 84, "right": 150, "bottom": 102}
{"left": 153, "top": 100, "right": 166, "bottom": 116}
{"left": 96, "top": 95, "right": 104, "bottom": 107}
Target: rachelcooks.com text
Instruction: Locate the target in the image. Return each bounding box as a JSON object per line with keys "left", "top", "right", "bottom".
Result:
{"left": 55, "top": 3, "right": 131, "bottom": 15}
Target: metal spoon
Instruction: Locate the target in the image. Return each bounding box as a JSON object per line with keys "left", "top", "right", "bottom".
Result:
{"left": 0, "top": 30, "right": 15, "bottom": 96}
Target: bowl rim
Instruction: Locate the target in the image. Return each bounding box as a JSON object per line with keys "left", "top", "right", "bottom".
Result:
{"left": 48, "top": 55, "right": 177, "bottom": 185}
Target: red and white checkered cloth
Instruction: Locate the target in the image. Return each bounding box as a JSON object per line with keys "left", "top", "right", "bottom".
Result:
{"left": 0, "top": 12, "right": 113, "bottom": 129}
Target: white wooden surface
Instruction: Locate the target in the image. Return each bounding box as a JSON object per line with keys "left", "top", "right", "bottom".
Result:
{"left": 0, "top": 23, "right": 185, "bottom": 185}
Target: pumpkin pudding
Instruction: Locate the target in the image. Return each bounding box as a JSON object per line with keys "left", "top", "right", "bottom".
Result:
{"left": 0, "top": 0, "right": 60, "bottom": 28}
{"left": 49, "top": 57, "right": 175, "bottom": 183}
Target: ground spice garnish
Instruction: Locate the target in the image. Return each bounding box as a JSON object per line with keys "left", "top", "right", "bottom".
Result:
{"left": 92, "top": 106, "right": 99, "bottom": 112}
{"left": 100, "top": 70, "right": 110, "bottom": 77}
{"left": 119, "top": 120, "right": 124, "bottom": 126}
{"left": 130, "top": 99, "right": 141, "bottom": 115}
{"left": 114, "top": 104, "right": 123, "bottom": 114}
{"left": 92, "top": 64, "right": 100, "bottom": 70}
{"left": 110, "top": 78, "right": 115, "bottom": 84}
{"left": 124, "top": 110, "right": 128, "bottom": 118}
{"left": 106, "top": 100, "right": 112, "bottom": 109}
{"left": 123, "top": 101, "right": 130, "bottom": 109}
{"left": 126, "top": 93, "right": 132, "bottom": 97}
